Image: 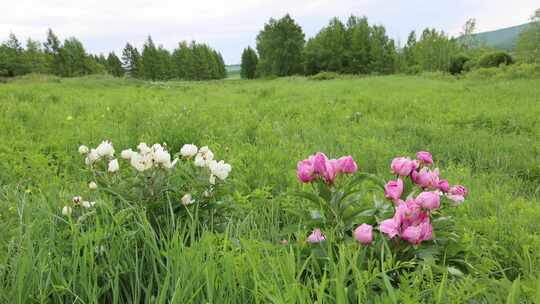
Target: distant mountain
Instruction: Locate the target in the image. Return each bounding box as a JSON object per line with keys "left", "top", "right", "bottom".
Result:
{"left": 470, "top": 23, "right": 532, "bottom": 50}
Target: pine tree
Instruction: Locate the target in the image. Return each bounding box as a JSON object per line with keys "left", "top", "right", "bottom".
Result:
{"left": 106, "top": 52, "right": 124, "bottom": 77}
{"left": 0, "top": 33, "right": 29, "bottom": 76}
{"left": 121, "top": 43, "right": 141, "bottom": 77}
{"left": 240, "top": 47, "right": 258, "bottom": 79}
{"left": 141, "top": 36, "right": 160, "bottom": 80}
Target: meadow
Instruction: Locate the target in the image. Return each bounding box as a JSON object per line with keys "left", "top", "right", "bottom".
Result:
{"left": 1, "top": 73, "right": 540, "bottom": 303}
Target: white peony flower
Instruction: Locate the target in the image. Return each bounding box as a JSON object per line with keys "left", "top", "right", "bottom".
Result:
{"left": 137, "top": 142, "right": 151, "bottom": 155}
{"left": 121, "top": 149, "right": 134, "bottom": 160}
{"left": 88, "top": 181, "right": 97, "bottom": 190}
{"left": 78, "top": 145, "right": 89, "bottom": 155}
{"left": 96, "top": 141, "right": 115, "bottom": 158}
{"left": 85, "top": 149, "right": 100, "bottom": 165}
{"left": 108, "top": 159, "right": 119, "bottom": 172}
{"left": 153, "top": 147, "right": 171, "bottom": 165}
{"left": 81, "top": 201, "right": 96, "bottom": 209}
{"left": 72, "top": 196, "right": 82, "bottom": 204}
{"left": 209, "top": 160, "right": 232, "bottom": 180}
{"left": 180, "top": 144, "right": 198, "bottom": 157}
{"left": 62, "top": 206, "right": 72, "bottom": 216}
{"left": 209, "top": 174, "right": 216, "bottom": 185}
{"left": 130, "top": 152, "right": 148, "bottom": 172}
{"left": 181, "top": 193, "right": 194, "bottom": 205}
{"left": 194, "top": 154, "right": 206, "bottom": 167}
{"left": 163, "top": 158, "right": 178, "bottom": 169}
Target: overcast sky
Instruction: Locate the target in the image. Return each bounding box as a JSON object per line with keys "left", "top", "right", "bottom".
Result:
{"left": 1, "top": 0, "right": 537, "bottom": 64}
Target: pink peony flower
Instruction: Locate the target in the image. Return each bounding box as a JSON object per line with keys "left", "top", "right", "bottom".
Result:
{"left": 384, "top": 178, "right": 403, "bottom": 202}
{"left": 446, "top": 185, "right": 468, "bottom": 204}
{"left": 297, "top": 159, "right": 315, "bottom": 183}
{"left": 391, "top": 157, "right": 418, "bottom": 176}
{"left": 322, "top": 159, "right": 339, "bottom": 184}
{"left": 306, "top": 228, "right": 326, "bottom": 243}
{"left": 438, "top": 179, "right": 450, "bottom": 192}
{"left": 354, "top": 224, "right": 373, "bottom": 245}
{"left": 416, "top": 151, "right": 433, "bottom": 166}
{"left": 415, "top": 191, "right": 441, "bottom": 210}
{"left": 379, "top": 217, "right": 400, "bottom": 238}
{"left": 312, "top": 153, "right": 328, "bottom": 176}
{"left": 401, "top": 217, "right": 433, "bottom": 245}
{"left": 337, "top": 156, "right": 358, "bottom": 174}
{"left": 411, "top": 167, "right": 440, "bottom": 189}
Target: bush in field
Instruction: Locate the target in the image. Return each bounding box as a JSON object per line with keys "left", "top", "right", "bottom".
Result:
{"left": 478, "top": 51, "right": 513, "bottom": 68}
{"left": 465, "top": 63, "right": 540, "bottom": 80}
{"left": 70, "top": 141, "right": 232, "bottom": 233}
{"left": 240, "top": 47, "right": 258, "bottom": 79}
{"left": 308, "top": 71, "right": 339, "bottom": 81}
{"left": 294, "top": 151, "right": 468, "bottom": 254}
{"left": 449, "top": 54, "right": 470, "bottom": 74}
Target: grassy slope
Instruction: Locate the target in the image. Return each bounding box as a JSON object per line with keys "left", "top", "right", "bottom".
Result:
{"left": 1, "top": 74, "right": 540, "bottom": 302}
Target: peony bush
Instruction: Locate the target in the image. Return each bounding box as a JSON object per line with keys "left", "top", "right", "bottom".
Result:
{"left": 295, "top": 150, "right": 468, "bottom": 251}
{"left": 65, "top": 140, "right": 232, "bottom": 232}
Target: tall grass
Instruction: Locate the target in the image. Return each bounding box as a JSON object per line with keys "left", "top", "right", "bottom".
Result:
{"left": 1, "top": 74, "right": 540, "bottom": 302}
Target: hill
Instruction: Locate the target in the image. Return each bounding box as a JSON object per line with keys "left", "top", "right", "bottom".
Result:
{"left": 471, "top": 23, "right": 531, "bottom": 50}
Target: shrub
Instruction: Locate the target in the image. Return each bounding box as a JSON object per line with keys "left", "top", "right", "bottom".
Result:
{"left": 308, "top": 71, "right": 339, "bottom": 81}
{"left": 465, "top": 63, "right": 540, "bottom": 80}
{"left": 449, "top": 54, "right": 471, "bottom": 75}
{"left": 478, "top": 51, "right": 513, "bottom": 68}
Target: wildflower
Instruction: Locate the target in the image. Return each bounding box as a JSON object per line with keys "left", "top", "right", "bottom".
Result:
{"left": 121, "top": 149, "right": 134, "bottom": 160}
{"left": 137, "top": 142, "right": 151, "bottom": 155}
{"left": 416, "top": 151, "right": 433, "bottom": 166}
{"left": 384, "top": 178, "right": 403, "bottom": 202}
{"left": 85, "top": 149, "right": 100, "bottom": 165}
{"left": 391, "top": 157, "right": 418, "bottom": 176}
{"left": 306, "top": 228, "right": 326, "bottom": 243}
{"left": 81, "top": 201, "right": 96, "bottom": 208}
{"left": 108, "top": 159, "right": 119, "bottom": 173}
{"left": 447, "top": 185, "right": 468, "bottom": 203}
{"left": 354, "top": 224, "right": 373, "bottom": 245}
{"left": 209, "top": 160, "right": 232, "bottom": 180}
{"left": 438, "top": 179, "right": 450, "bottom": 192}
{"left": 379, "top": 217, "right": 400, "bottom": 238}
{"left": 72, "top": 196, "right": 82, "bottom": 204}
{"left": 62, "top": 206, "right": 72, "bottom": 216}
{"left": 78, "top": 145, "right": 89, "bottom": 155}
{"left": 96, "top": 141, "right": 115, "bottom": 158}
{"left": 415, "top": 191, "right": 440, "bottom": 210}
{"left": 297, "top": 158, "right": 315, "bottom": 183}
{"left": 336, "top": 155, "right": 358, "bottom": 174}
{"left": 411, "top": 167, "right": 440, "bottom": 189}
{"left": 181, "top": 193, "right": 194, "bottom": 205}
{"left": 88, "top": 181, "right": 97, "bottom": 190}
{"left": 180, "top": 144, "right": 198, "bottom": 157}
{"left": 194, "top": 154, "right": 206, "bottom": 167}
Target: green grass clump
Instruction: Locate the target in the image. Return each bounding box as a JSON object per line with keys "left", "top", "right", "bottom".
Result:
{"left": 1, "top": 75, "right": 540, "bottom": 302}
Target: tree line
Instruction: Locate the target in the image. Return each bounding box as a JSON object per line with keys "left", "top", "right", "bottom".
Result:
{"left": 0, "top": 29, "right": 226, "bottom": 80}
{"left": 242, "top": 10, "right": 540, "bottom": 79}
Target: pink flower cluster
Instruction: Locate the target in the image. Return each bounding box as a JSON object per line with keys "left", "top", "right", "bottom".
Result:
{"left": 297, "top": 152, "right": 358, "bottom": 184}
{"left": 381, "top": 151, "right": 468, "bottom": 245}
{"left": 307, "top": 223, "right": 374, "bottom": 245}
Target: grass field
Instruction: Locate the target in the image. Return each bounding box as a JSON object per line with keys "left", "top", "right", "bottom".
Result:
{"left": 1, "top": 74, "right": 540, "bottom": 303}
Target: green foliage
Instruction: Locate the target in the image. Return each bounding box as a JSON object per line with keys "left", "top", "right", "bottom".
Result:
{"left": 106, "top": 52, "right": 124, "bottom": 77}
{"left": 449, "top": 54, "right": 471, "bottom": 75}
{"left": 121, "top": 43, "right": 141, "bottom": 77}
{"left": 308, "top": 71, "right": 339, "bottom": 80}
{"left": 516, "top": 9, "right": 540, "bottom": 64}
{"left": 465, "top": 63, "right": 540, "bottom": 80}
{"left": 2, "top": 75, "right": 540, "bottom": 302}
{"left": 240, "top": 47, "right": 258, "bottom": 79}
{"left": 477, "top": 51, "right": 513, "bottom": 68}
{"left": 256, "top": 14, "right": 305, "bottom": 76}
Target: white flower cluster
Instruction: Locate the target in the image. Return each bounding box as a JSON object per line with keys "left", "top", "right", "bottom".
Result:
{"left": 79, "top": 141, "right": 119, "bottom": 172}
{"left": 121, "top": 143, "right": 178, "bottom": 172}
{"left": 62, "top": 195, "right": 96, "bottom": 216}
{"left": 180, "top": 144, "right": 232, "bottom": 184}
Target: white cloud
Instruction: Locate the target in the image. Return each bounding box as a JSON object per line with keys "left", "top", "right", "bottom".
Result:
{"left": 1, "top": 0, "right": 537, "bottom": 63}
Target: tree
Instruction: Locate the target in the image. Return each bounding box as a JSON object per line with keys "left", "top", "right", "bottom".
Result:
{"left": 141, "top": 36, "right": 160, "bottom": 80}
{"left": 240, "top": 47, "right": 258, "bottom": 79}
{"left": 256, "top": 14, "right": 305, "bottom": 76}
{"left": 121, "top": 43, "right": 141, "bottom": 77}
{"left": 516, "top": 8, "right": 540, "bottom": 64}
{"left": 303, "top": 17, "right": 348, "bottom": 74}
{"left": 172, "top": 41, "right": 193, "bottom": 79}
{"left": 368, "top": 25, "right": 396, "bottom": 74}
{"left": 106, "top": 52, "right": 125, "bottom": 77}
{"left": 0, "top": 33, "right": 29, "bottom": 76}
{"left": 24, "top": 38, "right": 48, "bottom": 74}
{"left": 346, "top": 16, "right": 371, "bottom": 74}
{"left": 460, "top": 18, "right": 477, "bottom": 50}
